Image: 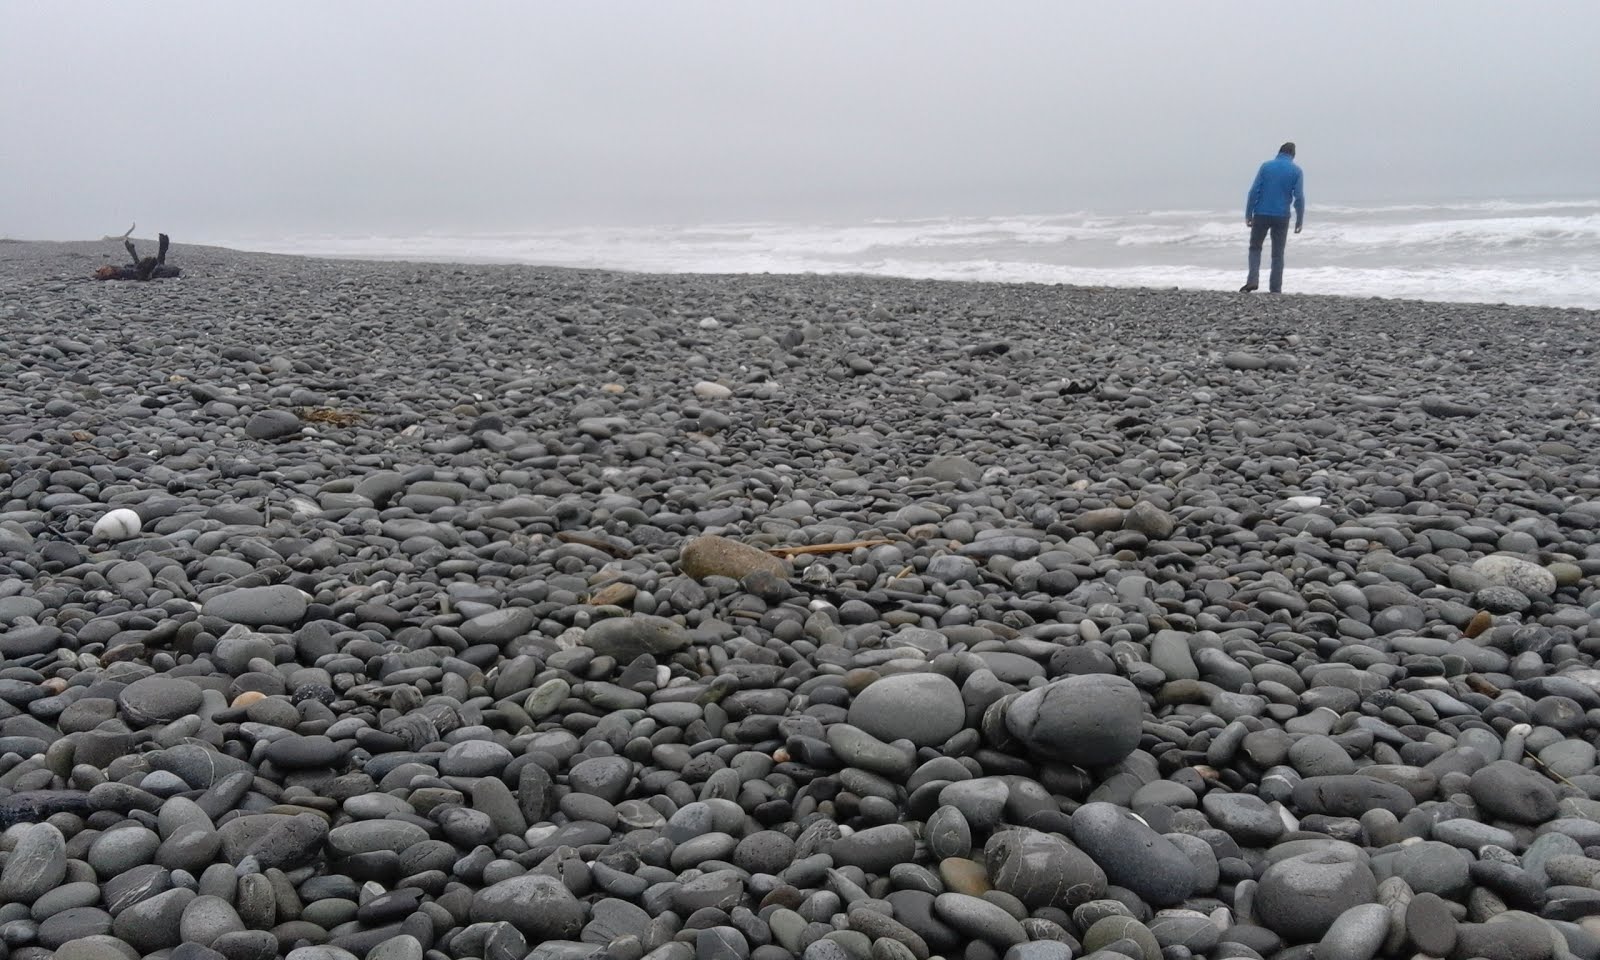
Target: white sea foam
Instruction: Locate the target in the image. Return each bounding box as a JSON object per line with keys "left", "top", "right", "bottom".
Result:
{"left": 227, "top": 197, "right": 1600, "bottom": 309}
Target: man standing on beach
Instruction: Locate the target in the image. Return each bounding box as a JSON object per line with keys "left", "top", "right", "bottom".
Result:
{"left": 1241, "top": 142, "right": 1305, "bottom": 293}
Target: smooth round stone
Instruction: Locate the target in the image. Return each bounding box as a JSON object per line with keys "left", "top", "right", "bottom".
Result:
{"left": 523, "top": 678, "right": 571, "bottom": 718}
{"left": 0, "top": 823, "right": 67, "bottom": 905}
{"left": 201, "top": 584, "right": 308, "bottom": 627}
{"left": 1453, "top": 913, "right": 1557, "bottom": 960}
{"left": 1069, "top": 802, "right": 1196, "bottom": 907}
{"left": 264, "top": 735, "right": 345, "bottom": 769}
{"left": 696, "top": 926, "right": 750, "bottom": 960}
{"left": 581, "top": 615, "right": 690, "bottom": 661}
{"left": 1149, "top": 631, "right": 1200, "bottom": 681}
{"left": 734, "top": 831, "right": 797, "bottom": 875}
{"left": 1287, "top": 736, "right": 1357, "bottom": 777}
{"left": 0, "top": 622, "right": 61, "bottom": 657}
{"left": 211, "top": 634, "right": 274, "bottom": 674}
{"left": 460, "top": 607, "right": 537, "bottom": 645}
{"left": 301, "top": 898, "right": 358, "bottom": 928}
{"left": 439, "top": 740, "right": 513, "bottom": 777}
{"left": 31, "top": 881, "right": 103, "bottom": 921}
{"left": 118, "top": 677, "right": 205, "bottom": 726}
{"left": 1290, "top": 775, "right": 1415, "bottom": 818}
{"left": 940, "top": 856, "right": 991, "bottom": 896}
{"left": 927, "top": 805, "right": 973, "bottom": 861}
{"left": 1472, "top": 555, "right": 1557, "bottom": 597}
{"left": 1201, "top": 792, "right": 1286, "bottom": 846}
{"left": 1002, "top": 943, "right": 1074, "bottom": 960}
{"left": 1433, "top": 818, "right": 1519, "bottom": 851}
{"left": 326, "top": 821, "right": 429, "bottom": 857}
{"left": 1314, "top": 903, "right": 1388, "bottom": 960}
{"left": 568, "top": 756, "right": 634, "bottom": 803}
{"left": 932, "top": 893, "right": 1027, "bottom": 948}
{"left": 1254, "top": 852, "right": 1378, "bottom": 943}
{"left": 112, "top": 887, "right": 195, "bottom": 953}
{"left": 50, "top": 937, "right": 138, "bottom": 960}
{"left": 1083, "top": 915, "right": 1161, "bottom": 960}
{"left": 847, "top": 673, "right": 965, "bottom": 748}
{"left": 1386, "top": 841, "right": 1470, "bottom": 897}
{"left": 830, "top": 825, "right": 915, "bottom": 874}
{"left": 671, "top": 832, "right": 739, "bottom": 870}
{"left": 469, "top": 874, "right": 585, "bottom": 939}
{"left": 1147, "top": 911, "right": 1221, "bottom": 953}
{"left": 1004, "top": 675, "right": 1143, "bottom": 767}
{"left": 845, "top": 901, "right": 928, "bottom": 957}
{"left": 245, "top": 409, "right": 302, "bottom": 440}
{"left": 985, "top": 827, "right": 1108, "bottom": 911}
{"left": 1404, "top": 892, "right": 1458, "bottom": 956}
{"left": 972, "top": 651, "right": 1046, "bottom": 684}
{"left": 38, "top": 907, "right": 114, "bottom": 948}
{"left": 939, "top": 778, "right": 1009, "bottom": 831}
{"left": 679, "top": 534, "right": 788, "bottom": 581}
{"left": 179, "top": 895, "right": 245, "bottom": 947}
{"left": 365, "top": 935, "right": 425, "bottom": 960}
{"left": 91, "top": 508, "right": 142, "bottom": 540}
{"left": 87, "top": 825, "right": 161, "bottom": 875}
{"left": 286, "top": 949, "right": 360, "bottom": 960}
{"left": 1470, "top": 760, "right": 1558, "bottom": 824}
{"left": 245, "top": 813, "right": 329, "bottom": 871}
{"left": 828, "top": 724, "right": 917, "bottom": 780}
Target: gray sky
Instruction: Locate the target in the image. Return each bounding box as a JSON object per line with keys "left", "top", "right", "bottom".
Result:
{"left": 3, "top": 1, "right": 1598, "bottom": 240}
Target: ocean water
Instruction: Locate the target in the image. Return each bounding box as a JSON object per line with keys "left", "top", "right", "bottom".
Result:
{"left": 233, "top": 198, "right": 1600, "bottom": 309}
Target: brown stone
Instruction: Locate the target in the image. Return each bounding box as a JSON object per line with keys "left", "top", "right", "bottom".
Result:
{"left": 939, "top": 857, "right": 992, "bottom": 896}
{"left": 587, "top": 582, "right": 638, "bottom": 607}
{"left": 232, "top": 691, "right": 268, "bottom": 709}
{"left": 1464, "top": 610, "right": 1493, "bottom": 638}
{"left": 678, "top": 535, "right": 788, "bottom": 582}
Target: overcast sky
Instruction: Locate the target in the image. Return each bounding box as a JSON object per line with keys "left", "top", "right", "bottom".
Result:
{"left": 3, "top": 1, "right": 1597, "bottom": 240}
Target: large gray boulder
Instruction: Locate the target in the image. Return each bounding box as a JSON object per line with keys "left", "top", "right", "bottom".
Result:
{"left": 848, "top": 673, "right": 965, "bottom": 747}
{"left": 581, "top": 615, "right": 691, "bottom": 661}
{"left": 1255, "top": 851, "right": 1378, "bottom": 943}
{"left": 469, "top": 874, "right": 585, "bottom": 939}
{"left": 1004, "top": 674, "right": 1143, "bottom": 767}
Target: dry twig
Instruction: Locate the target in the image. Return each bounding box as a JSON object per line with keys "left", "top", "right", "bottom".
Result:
{"left": 767, "top": 539, "right": 891, "bottom": 558}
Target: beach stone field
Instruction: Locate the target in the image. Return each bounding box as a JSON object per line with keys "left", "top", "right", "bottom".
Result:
{"left": 4, "top": 239, "right": 1600, "bottom": 960}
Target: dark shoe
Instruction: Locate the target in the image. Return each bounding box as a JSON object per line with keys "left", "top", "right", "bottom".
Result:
{"left": 1239, "top": 283, "right": 1258, "bottom": 292}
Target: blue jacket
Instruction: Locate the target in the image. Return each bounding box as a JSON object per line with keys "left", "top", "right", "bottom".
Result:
{"left": 1246, "top": 152, "right": 1305, "bottom": 225}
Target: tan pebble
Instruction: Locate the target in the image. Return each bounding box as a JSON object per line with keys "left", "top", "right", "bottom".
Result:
{"left": 232, "top": 691, "right": 268, "bottom": 708}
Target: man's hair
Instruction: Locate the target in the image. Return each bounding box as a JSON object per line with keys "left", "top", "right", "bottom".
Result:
{"left": 1279, "top": 141, "right": 1297, "bottom": 157}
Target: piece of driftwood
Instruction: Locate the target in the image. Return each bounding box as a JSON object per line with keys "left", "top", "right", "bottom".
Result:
{"left": 767, "top": 539, "right": 891, "bottom": 558}
{"left": 95, "top": 232, "right": 181, "bottom": 281}
{"left": 555, "top": 530, "right": 635, "bottom": 558}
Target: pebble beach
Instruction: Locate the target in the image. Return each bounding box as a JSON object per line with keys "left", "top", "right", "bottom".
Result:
{"left": 5, "top": 237, "right": 1600, "bottom": 960}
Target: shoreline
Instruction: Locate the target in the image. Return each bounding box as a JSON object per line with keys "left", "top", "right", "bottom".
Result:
{"left": 5, "top": 237, "right": 1596, "bottom": 315}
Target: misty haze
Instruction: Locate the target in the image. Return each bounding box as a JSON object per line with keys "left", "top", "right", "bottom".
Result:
{"left": 4, "top": 1, "right": 1599, "bottom": 304}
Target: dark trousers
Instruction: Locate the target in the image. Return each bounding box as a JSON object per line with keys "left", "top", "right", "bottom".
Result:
{"left": 1247, "top": 215, "right": 1290, "bottom": 292}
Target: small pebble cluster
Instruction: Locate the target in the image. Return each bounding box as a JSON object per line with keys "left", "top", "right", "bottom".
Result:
{"left": 2, "top": 240, "right": 1600, "bottom": 960}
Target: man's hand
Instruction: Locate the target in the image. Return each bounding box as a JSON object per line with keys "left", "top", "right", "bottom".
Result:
{"left": 1294, "top": 223, "right": 1303, "bottom": 234}
{"left": 1246, "top": 218, "right": 1253, "bottom": 228}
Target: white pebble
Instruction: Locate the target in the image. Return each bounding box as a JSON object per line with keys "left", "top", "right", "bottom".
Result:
{"left": 693, "top": 380, "right": 732, "bottom": 400}
{"left": 1283, "top": 495, "right": 1323, "bottom": 510}
{"left": 698, "top": 316, "right": 721, "bottom": 328}
{"left": 91, "top": 508, "right": 142, "bottom": 540}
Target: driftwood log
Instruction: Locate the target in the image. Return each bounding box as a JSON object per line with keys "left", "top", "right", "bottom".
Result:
{"left": 95, "top": 232, "right": 181, "bottom": 281}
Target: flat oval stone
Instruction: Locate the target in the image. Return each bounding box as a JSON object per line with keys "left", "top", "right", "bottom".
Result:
{"left": 1069, "top": 803, "right": 1196, "bottom": 907}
